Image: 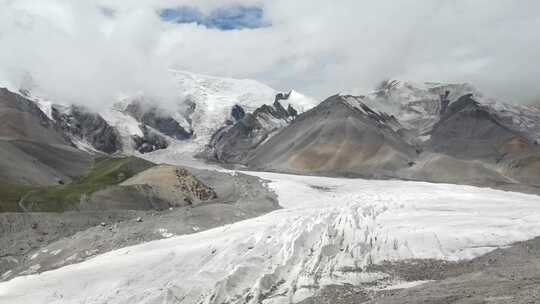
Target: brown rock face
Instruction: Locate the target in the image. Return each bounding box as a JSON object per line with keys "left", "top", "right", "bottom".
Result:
{"left": 118, "top": 165, "right": 218, "bottom": 208}
{"left": 175, "top": 168, "right": 218, "bottom": 202}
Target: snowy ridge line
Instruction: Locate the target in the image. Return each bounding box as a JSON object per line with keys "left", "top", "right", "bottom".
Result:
{"left": 357, "top": 79, "right": 540, "bottom": 139}
{"left": 5, "top": 71, "right": 319, "bottom": 155}
{"left": 168, "top": 69, "right": 319, "bottom": 147}
{"left": 1, "top": 172, "right": 540, "bottom": 303}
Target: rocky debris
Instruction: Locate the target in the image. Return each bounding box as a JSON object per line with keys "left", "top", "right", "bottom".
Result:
{"left": 300, "top": 236, "right": 540, "bottom": 304}
{"left": 52, "top": 105, "right": 122, "bottom": 154}
{"left": 132, "top": 125, "right": 169, "bottom": 153}
{"left": 0, "top": 210, "right": 144, "bottom": 279}
{"left": 1, "top": 168, "right": 278, "bottom": 281}
{"left": 175, "top": 167, "right": 218, "bottom": 202}
{"left": 115, "top": 165, "right": 217, "bottom": 208}
{"left": 125, "top": 100, "right": 192, "bottom": 140}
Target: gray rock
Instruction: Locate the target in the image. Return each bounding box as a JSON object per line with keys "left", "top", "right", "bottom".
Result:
{"left": 201, "top": 96, "right": 298, "bottom": 164}
{"left": 132, "top": 125, "right": 169, "bottom": 153}
{"left": 247, "top": 94, "right": 416, "bottom": 177}
{"left": 231, "top": 104, "right": 246, "bottom": 121}
{"left": 125, "top": 100, "right": 192, "bottom": 140}
{"left": 52, "top": 105, "right": 122, "bottom": 154}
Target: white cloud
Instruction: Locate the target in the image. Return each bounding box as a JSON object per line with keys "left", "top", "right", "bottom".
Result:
{"left": 0, "top": 0, "right": 539, "bottom": 109}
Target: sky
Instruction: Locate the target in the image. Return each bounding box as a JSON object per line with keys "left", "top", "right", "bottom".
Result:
{"left": 0, "top": 0, "right": 539, "bottom": 108}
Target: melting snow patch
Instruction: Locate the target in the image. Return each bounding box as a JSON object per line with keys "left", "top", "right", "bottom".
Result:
{"left": 64, "top": 254, "right": 78, "bottom": 262}
{"left": 157, "top": 228, "right": 175, "bottom": 238}
{"left": 50, "top": 249, "right": 62, "bottom": 256}
{"left": 19, "top": 264, "right": 41, "bottom": 276}
{"left": 1, "top": 270, "right": 12, "bottom": 280}
{"left": 373, "top": 280, "right": 432, "bottom": 291}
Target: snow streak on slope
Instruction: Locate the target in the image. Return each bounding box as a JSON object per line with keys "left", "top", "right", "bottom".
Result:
{"left": 2, "top": 173, "right": 540, "bottom": 304}
{"left": 99, "top": 104, "right": 143, "bottom": 153}
{"left": 96, "top": 71, "right": 319, "bottom": 156}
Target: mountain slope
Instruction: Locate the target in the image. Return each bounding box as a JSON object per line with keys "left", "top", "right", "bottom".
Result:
{"left": 0, "top": 88, "right": 68, "bottom": 145}
{"left": 201, "top": 82, "right": 539, "bottom": 192}
{"left": 200, "top": 93, "right": 302, "bottom": 164}
{"left": 43, "top": 71, "right": 318, "bottom": 158}
{"left": 247, "top": 95, "right": 417, "bottom": 177}
{"left": 364, "top": 80, "right": 540, "bottom": 143}
{"left": 428, "top": 93, "right": 538, "bottom": 161}
{"left": 0, "top": 88, "right": 94, "bottom": 187}
{"left": 0, "top": 140, "right": 93, "bottom": 187}
{"left": 52, "top": 105, "right": 122, "bottom": 154}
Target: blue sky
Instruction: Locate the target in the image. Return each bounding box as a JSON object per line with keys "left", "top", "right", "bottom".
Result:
{"left": 159, "top": 5, "right": 270, "bottom": 30}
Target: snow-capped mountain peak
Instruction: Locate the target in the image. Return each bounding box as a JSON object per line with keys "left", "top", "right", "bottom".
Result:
{"left": 170, "top": 70, "right": 319, "bottom": 147}
{"left": 358, "top": 80, "right": 540, "bottom": 141}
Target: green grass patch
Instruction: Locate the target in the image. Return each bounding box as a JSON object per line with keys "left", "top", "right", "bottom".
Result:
{"left": 0, "top": 183, "right": 36, "bottom": 212}
{"left": 0, "top": 156, "right": 154, "bottom": 212}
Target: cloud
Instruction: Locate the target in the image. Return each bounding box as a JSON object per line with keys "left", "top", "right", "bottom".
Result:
{"left": 0, "top": 0, "right": 539, "bottom": 109}
{"left": 0, "top": 0, "right": 179, "bottom": 109}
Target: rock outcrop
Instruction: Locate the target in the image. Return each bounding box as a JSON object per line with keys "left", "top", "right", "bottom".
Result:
{"left": 201, "top": 93, "right": 300, "bottom": 164}
{"left": 132, "top": 125, "right": 169, "bottom": 154}
{"left": 202, "top": 88, "right": 540, "bottom": 193}
{"left": 125, "top": 100, "right": 192, "bottom": 140}
{"left": 87, "top": 165, "right": 218, "bottom": 210}
{"left": 52, "top": 105, "right": 122, "bottom": 154}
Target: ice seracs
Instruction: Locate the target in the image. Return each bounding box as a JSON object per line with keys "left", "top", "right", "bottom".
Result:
{"left": 2, "top": 172, "right": 540, "bottom": 304}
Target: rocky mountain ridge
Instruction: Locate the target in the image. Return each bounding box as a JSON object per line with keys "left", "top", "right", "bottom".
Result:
{"left": 3, "top": 73, "right": 540, "bottom": 193}
{"left": 197, "top": 80, "right": 540, "bottom": 193}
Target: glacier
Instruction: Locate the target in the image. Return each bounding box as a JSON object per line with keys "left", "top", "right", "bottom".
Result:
{"left": 1, "top": 171, "right": 540, "bottom": 304}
